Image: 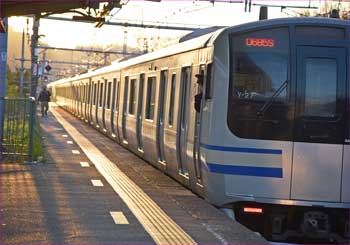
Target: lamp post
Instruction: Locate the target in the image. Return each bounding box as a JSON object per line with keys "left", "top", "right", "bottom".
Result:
{"left": 0, "top": 18, "right": 8, "bottom": 162}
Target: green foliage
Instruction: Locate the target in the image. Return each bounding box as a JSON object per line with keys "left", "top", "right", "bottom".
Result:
{"left": 5, "top": 64, "right": 30, "bottom": 98}
{"left": 1, "top": 99, "right": 44, "bottom": 163}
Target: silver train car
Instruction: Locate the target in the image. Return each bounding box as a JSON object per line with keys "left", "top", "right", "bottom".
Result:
{"left": 49, "top": 18, "right": 350, "bottom": 243}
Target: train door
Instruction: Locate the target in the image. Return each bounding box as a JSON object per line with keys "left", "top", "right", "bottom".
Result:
{"left": 83, "top": 84, "right": 86, "bottom": 119}
{"left": 94, "top": 81, "right": 100, "bottom": 127}
{"left": 342, "top": 56, "right": 350, "bottom": 203}
{"left": 136, "top": 74, "right": 145, "bottom": 151}
{"left": 88, "top": 80, "right": 93, "bottom": 122}
{"left": 292, "top": 46, "right": 346, "bottom": 202}
{"left": 113, "top": 79, "right": 121, "bottom": 141}
{"left": 122, "top": 76, "right": 129, "bottom": 143}
{"left": 157, "top": 70, "right": 168, "bottom": 163}
{"left": 102, "top": 79, "right": 107, "bottom": 130}
{"left": 177, "top": 66, "right": 191, "bottom": 176}
{"left": 111, "top": 79, "right": 117, "bottom": 136}
{"left": 80, "top": 84, "right": 84, "bottom": 117}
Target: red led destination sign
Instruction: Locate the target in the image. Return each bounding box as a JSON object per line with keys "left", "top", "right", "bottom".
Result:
{"left": 246, "top": 38, "right": 275, "bottom": 47}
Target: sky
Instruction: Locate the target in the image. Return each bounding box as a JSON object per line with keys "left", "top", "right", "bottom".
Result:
{"left": 7, "top": 0, "right": 330, "bottom": 49}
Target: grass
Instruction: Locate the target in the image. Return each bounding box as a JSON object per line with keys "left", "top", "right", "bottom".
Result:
{"left": 1, "top": 100, "right": 45, "bottom": 163}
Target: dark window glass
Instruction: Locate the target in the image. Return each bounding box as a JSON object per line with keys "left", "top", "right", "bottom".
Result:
{"left": 145, "top": 77, "right": 156, "bottom": 120}
{"left": 93, "top": 83, "right": 97, "bottom": 105}
{"left": 304, "top": 58, "right": 337, "bottom": 117}
{"left": 106, "top": 82, "right": 112, "bottom": 109}
{"left": 159, "top": 70, "right": 168, "bottom": 120}
{"left": 88, "top": 84, "right": 91, "bottom": 104}
{"left": 99, "top": 83, "right": 104, "bottom": 107}
{"left": 115, "top": 80, "right": 120, "bottom": 111}
{"left": 296, "top": 26, "right": 345, "bottom": 40}
{"left": 180, "top": 67, "right": 191, "bottom": 127}
{"left": 168, "top": 74, "right": 176, "bottom": 126}
{"left": 128, "top": 79, "right": 137, "bottom": 115}
{"left": 228, "top": 28, "right": 291, "bottom": 140}
{"left": 83, "top": 85, "right": 85, "bottom": 102}
{"left": 205, "top": 63, "right": 212, "bottom": 99}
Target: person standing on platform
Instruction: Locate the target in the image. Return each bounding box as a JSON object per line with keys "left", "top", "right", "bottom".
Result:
{"left": 38, "top": 85, "right": 51, "bottom": 117}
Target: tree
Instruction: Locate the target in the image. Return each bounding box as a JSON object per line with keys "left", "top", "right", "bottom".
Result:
{"left": 5, "top": 64, "right": 30, "bottom": 98}
{"left": 298, "top": 0, "right": 350, "bottom": 19}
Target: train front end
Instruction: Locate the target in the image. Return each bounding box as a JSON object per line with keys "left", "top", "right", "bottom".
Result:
{"left": 201, "top": 18, "right": 350, "bottom": 242}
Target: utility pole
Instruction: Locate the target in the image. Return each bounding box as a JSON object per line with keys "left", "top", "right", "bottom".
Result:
{"left": 19, "top": 29, "right": 25, "bottom": 97}
{"left": 30, "top": 15, "right": 40, "bottom": 98}
{"left": 123, "top": 29, "right": 128, "bottom": 56}
{"left": 0, "top": 18, "right": 8, "bottom": 163}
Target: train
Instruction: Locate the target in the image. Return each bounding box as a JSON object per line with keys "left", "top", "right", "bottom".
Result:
{"left": 48, "top": 17, "right": 350, "bottom": 243}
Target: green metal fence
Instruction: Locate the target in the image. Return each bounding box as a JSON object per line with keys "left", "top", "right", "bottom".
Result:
{"left": 0, "top": 97, "right": 37, "bottom": 163}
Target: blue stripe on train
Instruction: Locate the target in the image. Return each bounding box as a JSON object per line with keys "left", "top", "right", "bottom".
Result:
{"left": 207, "top": 163, "right": 283, "bottom": 178}
{"left": 201, "top": 144, "right": 282, "bottom": 155}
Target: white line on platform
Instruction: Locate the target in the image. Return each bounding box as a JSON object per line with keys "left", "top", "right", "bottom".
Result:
{"left": 62, "top": 134, "right": 68, "bottom": 137}
{"left": 72, "top": 150, "right": 80, "bottom": 154}
{"left": 91, "top": 179, "right": 104, "bottom": 187}
{"left": 67, "top": 141, "right": 73, "bottom": 144}
{"left": 110, "top": 212, "right": 129, "bottom": 224}
{"left": 80, "top": 161, "right": 90, "bottom": 167}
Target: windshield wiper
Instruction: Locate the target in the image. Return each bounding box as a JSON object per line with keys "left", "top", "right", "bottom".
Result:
{"left": 257, "top": 80, "right": 288, "bottom": 117}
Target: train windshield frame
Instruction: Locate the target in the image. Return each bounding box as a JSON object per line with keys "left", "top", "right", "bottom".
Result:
{"left": 228, "top": 24, "right": 349, "bottom": 144}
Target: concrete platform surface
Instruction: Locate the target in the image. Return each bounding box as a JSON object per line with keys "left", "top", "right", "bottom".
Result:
{"left": 0, "top": 106, "right": 267, "bottom": 244}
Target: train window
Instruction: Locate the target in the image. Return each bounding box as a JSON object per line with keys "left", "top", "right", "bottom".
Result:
{"left": 82, "top": 85, "right": 85, "bottom": 103}
{"left": 85, "top": 84, "right": 88, "bottom": 103}
{"left": 228, "top": 28, "right": 291, "bottom": 140}
{"left": 93, "top": 83, "right": 97, "bottom": 105}
{"left": 168, "top": 74, "right": 176, "bottom": 126}
{"left": 99, "top": 83, "right": 104, "bottom": 107}
{"left": 205, "top": 63, "right": 212, "bottom": 100}
{"left": 116, "top": 81, "right": 121, "bottom": 111}
{"left": 79, "top": 86, "right": 81, "bottom": 100}
{"left": 304, "top": 58, "right": 337, "bottom": 117}
{"left": 106, "top": 81, "right": 112, "bottom": 109}
{"left": 128, "top": 79, "right": 137, "bottom": 115}
{"left": 87, "top": 84, "right": 91, "bottom": 104}
{"left": 295, "top": 26, "right": 345, "bottom": 40}
{"left": 145, "top": 76, "right": 156, "bottom": 120}
{"left": 114, "top": 79, "right": 119, "bottom": 112}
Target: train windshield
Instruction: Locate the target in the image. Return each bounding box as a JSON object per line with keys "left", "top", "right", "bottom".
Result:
{"left": 228, "top": 28, "right": 292, "bottom": 141}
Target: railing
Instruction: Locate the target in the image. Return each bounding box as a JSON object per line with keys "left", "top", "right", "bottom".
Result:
{"left": 0, "top": 97, "right": 37, "bottom": 163}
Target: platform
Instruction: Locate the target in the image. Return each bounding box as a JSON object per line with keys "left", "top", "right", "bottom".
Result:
{"left": 0, "top": 104, "right": 267, "bottom": 244}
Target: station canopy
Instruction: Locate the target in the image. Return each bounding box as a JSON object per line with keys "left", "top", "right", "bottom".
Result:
{"left": 0, "top": 0, "right": 126, "bottom": 32}
{"left": 0, "top": 0, "right": 117, "bottom": 18}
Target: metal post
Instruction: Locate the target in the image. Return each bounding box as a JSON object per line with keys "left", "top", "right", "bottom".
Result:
{"left": 30, "top": 15, "right": 40, "bottom": 98}
{"left": 19, "top": 29, "right": 25, "bottom": 97}
{"left": 0, "top": 18, "right": 8, "bottom": 163}
{"left": 27, "top": 97, "right": 35, "bottom": 162}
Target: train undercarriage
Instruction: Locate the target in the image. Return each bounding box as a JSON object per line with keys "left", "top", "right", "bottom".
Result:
{"left": 234, "top": 202, "right": 349, "bottom": 244}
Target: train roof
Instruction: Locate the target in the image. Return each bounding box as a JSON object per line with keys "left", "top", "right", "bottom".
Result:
{"left": 49, "top": 29, "right": 221, "bottom": 86}
{"left": 224, "top": 17, "right": 350, "bottom": 33}
{"left": 49, "top": 17, "right": 350, "bottom": 87}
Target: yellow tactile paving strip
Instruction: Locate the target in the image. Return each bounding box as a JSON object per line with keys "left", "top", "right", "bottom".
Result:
{"left": 51, "top": 106, "right": 197, "bottom": 245}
